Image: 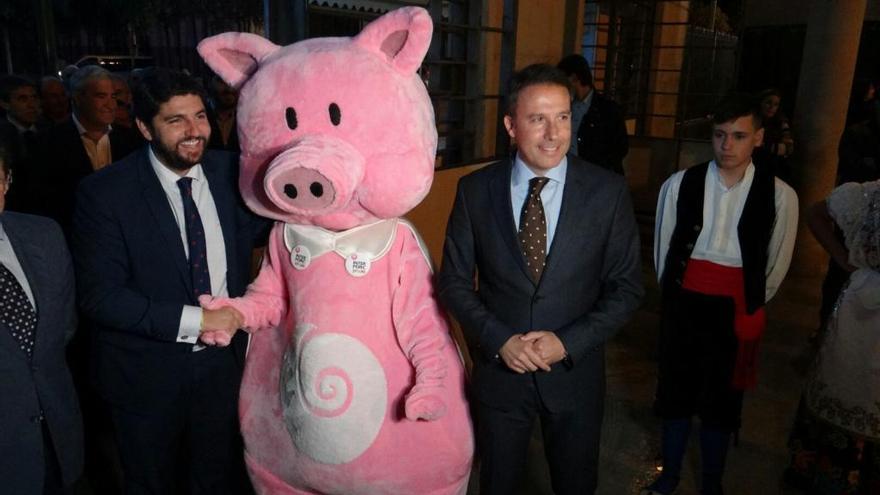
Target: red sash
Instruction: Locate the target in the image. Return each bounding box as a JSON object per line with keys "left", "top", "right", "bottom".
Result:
{"left": 681, "top": 258, "right": 765, "bottom": 390}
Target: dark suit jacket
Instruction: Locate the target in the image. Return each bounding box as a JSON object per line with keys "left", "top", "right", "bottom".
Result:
{"left": 71, "top": 148, "right": 266, "bottom": 411}
{"left": 0, "top": 212, "right": 83, "bottom": 492}
{"left": 437, "top": 157, "right": 643, "bottom": 412}
{"left": 36, "top": 118, "right": 143, "bottom": 236}
{"left": 576, "top": 92, "right": 629, "bottom": 175}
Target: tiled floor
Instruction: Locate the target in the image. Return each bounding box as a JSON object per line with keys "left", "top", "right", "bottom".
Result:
{"left": 466, "top": 270, "right": 821, "bottom": 495}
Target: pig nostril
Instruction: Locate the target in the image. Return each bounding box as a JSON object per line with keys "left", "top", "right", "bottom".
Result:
{"left": 310, "top": 182, "right": 324, "bottom": 198}
{"left": 284, "top": 184, "right": 298, "bottom": 199}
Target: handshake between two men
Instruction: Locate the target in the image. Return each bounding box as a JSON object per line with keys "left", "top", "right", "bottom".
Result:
{"left": 198, "top": 302, "right": 245, "bottom": 347}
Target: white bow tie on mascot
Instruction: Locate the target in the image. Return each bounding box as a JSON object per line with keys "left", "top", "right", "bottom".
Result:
{"left": 197, "top": 6, "right": 474, "bottom": 495}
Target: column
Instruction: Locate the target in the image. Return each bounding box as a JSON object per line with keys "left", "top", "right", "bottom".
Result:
{"left": 790, "top": 0, "right": 867, "bottom": 276}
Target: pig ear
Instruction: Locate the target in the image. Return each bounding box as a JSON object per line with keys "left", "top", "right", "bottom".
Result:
{"left": 198, "top": 33, "right": 281, "bottom": 89}
{"left": 353, "top": 6, "right": 433, "bottom": 75}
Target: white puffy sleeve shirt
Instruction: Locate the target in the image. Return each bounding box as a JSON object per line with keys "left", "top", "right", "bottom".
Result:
{"left": 654, "top": 161, "right": 799, "bottom": 302}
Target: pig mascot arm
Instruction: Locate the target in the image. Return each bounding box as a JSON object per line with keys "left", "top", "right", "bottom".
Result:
{"left": 393, "top": 224, "right": 452, "bottom": 421}
{"left": 200, "top": 224, "right": 288, "bottom": 341}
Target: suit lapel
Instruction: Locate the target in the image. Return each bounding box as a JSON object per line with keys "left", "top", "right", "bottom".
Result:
{"left": 109, "top": 129, "right": 126, "bottom": 162}
{"left": 545, "top": 163, "right": 588, "bottom": 277}
{"left": 137, "top": 151, "right": 194, "bottom": 295}
{"left": 202, "top": 158, "right": 239, "bottom": 294}
{"left": 62, "top": 120, "right": 95, "bottom": 178}
{"left": 488, "top": 161, "right": 534, "bottom": 283}
{"left": 0, "top": 218, "right": 43, "bottom": 363}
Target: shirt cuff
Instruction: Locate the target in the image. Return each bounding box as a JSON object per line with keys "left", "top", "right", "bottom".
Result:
{"left": 177, "top": 305, "right": 202, "bottom": 344}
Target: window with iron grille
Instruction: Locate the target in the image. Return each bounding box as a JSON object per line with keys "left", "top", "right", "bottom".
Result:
{"left": 307, "top": 0, "right": 513, "bottom": 169}
{"left": 581, "top": 0, "right": 738, "bottom": 143}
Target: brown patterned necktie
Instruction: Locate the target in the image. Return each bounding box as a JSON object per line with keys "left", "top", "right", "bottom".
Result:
{"left": 518, "top": 177, "right": 550, "bottom": 282}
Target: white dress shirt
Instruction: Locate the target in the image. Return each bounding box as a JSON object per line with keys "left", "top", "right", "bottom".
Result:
{"left": 148, "top": 147, "right": 228, "bottom": 345}
{"left": 7, "top": 115, "right": 36, "bottom": 134}
{"left": 0, "top": 220, "right": 35, "bottom": 309}
{"left": 510, "top": 154, "right": 567, "bottom": 250}
{"left": 654, "top": 161, "right": 798, "bottom": 301}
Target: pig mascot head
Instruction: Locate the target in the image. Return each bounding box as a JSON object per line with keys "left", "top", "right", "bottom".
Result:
{"left": 198, "top": 7, "right": 436, "bottom": 231}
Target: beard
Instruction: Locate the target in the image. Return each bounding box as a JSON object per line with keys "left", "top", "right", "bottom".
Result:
{"left": 150, "top": 136, "right": 207, "bottom": 171}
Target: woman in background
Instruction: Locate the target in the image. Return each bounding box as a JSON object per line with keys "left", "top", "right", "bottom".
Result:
{"left": 787, "top": 179, "right": 880, "bottom": 494}
{"left": 754, "top": 88, "right": 795, "bottom": 182}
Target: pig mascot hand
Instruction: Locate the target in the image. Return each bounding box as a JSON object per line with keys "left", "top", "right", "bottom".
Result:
{"left": 197, "top": 7, "right": 474, "bottom": 495}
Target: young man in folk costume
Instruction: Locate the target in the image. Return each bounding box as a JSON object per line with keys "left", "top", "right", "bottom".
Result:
{"left": 645, "top": 95, "right": 798, "bottom": 495}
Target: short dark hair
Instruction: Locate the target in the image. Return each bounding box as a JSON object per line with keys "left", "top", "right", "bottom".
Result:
{"left": 557, "top": 54, "right": 593, "bottom": 87}
{"left": 506, "top": 64, "right": 572, "bottom": 116}
{"left": 40, "top": 76, "right": 65, "bottom": 93}
{"left": 757, "top": 87, "right": 782, "bottom": 101}
{"left": 132, "top": 68, "right": 207, "bottom": 127}
{"left": 711, "top": 93, "right": 762, "bottom": 130}
{"left": 0, "top": 75, "right": 37, "bottom": 103}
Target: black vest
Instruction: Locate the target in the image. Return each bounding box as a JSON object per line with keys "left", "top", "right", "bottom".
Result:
{"left": 660, "top": 162, "right": 776, "bottom": 314}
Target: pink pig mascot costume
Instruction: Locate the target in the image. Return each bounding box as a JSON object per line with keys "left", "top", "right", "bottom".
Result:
{"left": 196, "top": 7, "right": 474, "bottom": 495}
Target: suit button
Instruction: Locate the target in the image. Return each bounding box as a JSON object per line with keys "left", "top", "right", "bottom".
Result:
{"left": 674, "top": 278, "right": 682, "bottom": 285}
{"left": 680, "top": 260, "right": 687, "bottom": 267}
{"left": 693, "top": 225, "right": 701, "bottom": 231}
{"left": 30, "top": 414, "right": 42, "bottom": 423}
{"left": 685, "top": 243, "right": 694, "bottom": 250}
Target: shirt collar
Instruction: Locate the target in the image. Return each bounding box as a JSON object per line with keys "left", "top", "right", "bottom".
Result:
{"left": 708, "top": 159, "right": 755, "bottom": 191}
{"left": 6, "top": 115, "right": 36, "bottom": 133}
{"left": 512, "top": 153, "right": 568, "bottom": 188}
{"left": 148, "top": 146, "right": 204, "bottom": 189}
{"left": 72, "top": 113, "right": 112, "bottom": 136}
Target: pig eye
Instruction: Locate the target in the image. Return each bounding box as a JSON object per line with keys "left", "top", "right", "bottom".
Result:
{"left": 329, "top": 103, "right": 341, "bottom": 126}
{"left": 286, "top": 107, "right": 298, "bottom": 130}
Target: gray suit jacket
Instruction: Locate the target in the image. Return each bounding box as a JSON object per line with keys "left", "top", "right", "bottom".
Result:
{"left": 438, "top": 156, "right": 643, "bottom": 412}
{"left": 0, "top": 212, "right": 82, "bottom": 492}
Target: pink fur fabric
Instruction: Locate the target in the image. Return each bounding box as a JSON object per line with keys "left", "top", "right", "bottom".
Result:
{"left": 198, "top": 7, "right": 473, "bottom": 495}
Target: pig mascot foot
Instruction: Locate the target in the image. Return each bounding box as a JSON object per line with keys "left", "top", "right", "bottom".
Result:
{"left": 198, "top": 6, "right": 474, "bottom": 495}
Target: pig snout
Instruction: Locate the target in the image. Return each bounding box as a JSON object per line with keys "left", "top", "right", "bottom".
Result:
{"left": 278, "top": 168, "right": 334, "bottom": 209}
{"left": 263, "top": 136, "right": 365, "bottom": 215}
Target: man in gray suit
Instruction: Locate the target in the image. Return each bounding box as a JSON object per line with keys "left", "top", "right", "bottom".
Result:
{"left": 0, "top": 146, "right": 83, "bottom": 493}
{"left": 438, "top": 64, "right": 643, "bottom": 495}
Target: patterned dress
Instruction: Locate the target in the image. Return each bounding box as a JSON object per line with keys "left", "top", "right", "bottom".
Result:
{"left": 788, "top": 181, "right": 880, "bottom": 494}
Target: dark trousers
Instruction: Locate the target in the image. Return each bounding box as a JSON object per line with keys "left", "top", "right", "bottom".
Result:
{"left": 69, "top": 320, "right": 123, "bottom": 495}
{"left": 652, "top": 418, "right": 731, "bottom": 495}
{"left": 110, "top": 347, "right": 248, "bottom": 495}
{"left": 477, "top": 375, "right": 601, "bottom": 495}
{"left": 656, "top": 290, "right": 744, "bottom": 430}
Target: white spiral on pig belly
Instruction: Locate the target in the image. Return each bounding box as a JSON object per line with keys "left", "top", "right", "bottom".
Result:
{"left": 280, "top": 329, "right": 388, "bottom": 465}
